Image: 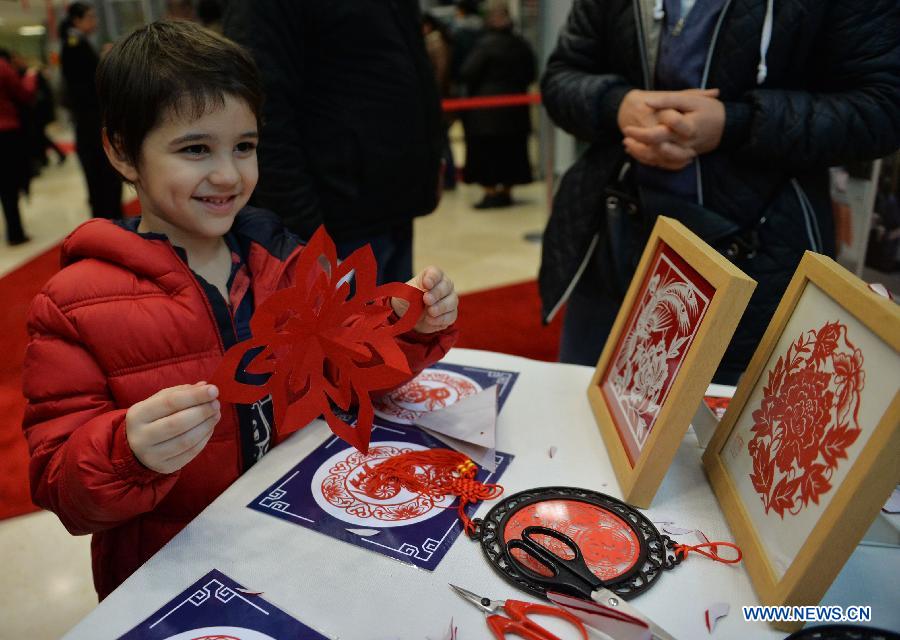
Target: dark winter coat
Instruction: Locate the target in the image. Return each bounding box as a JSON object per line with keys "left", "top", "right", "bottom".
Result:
{"left": 539, "top": 0, "right": 900, "bottom": 371}
{"left": 223, "top": 0, "right": 444, "bottom": 243}
{"left": 23, "top": 209, "right": 457, "bottom": 599}
{"left": 460, "top": 27, "right": 537, "bottom": 138}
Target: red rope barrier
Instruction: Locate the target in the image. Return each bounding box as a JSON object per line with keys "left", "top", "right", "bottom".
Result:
{"left": 441, "top": 93, "right": 541, "bottom": 112}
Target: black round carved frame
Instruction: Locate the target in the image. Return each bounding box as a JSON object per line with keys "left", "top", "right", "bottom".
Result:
{"left": 470, "top": 486, "right": 681, "bottom": 600}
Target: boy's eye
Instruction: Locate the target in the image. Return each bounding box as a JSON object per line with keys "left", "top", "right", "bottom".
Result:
{"left": 235, "top": 141, "right": 257, "bottom": 154}
{"left": 180, "top": 144, "right": 209, "bottom": 156}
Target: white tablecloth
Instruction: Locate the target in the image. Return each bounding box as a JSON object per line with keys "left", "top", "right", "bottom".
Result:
{"left": 64, "top": 349, "right": 900, "bottom": 639}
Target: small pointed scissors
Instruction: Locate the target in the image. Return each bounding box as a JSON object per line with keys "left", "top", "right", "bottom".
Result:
{"left": 450, "top": 583, "right": 588, "bottom": 640}
{"left": 506, "top": 526, "right": 677, "bottom": 640}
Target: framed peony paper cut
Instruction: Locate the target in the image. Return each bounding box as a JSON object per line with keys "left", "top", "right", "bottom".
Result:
{"left": 703, "top": 252, "right": 900, "bottom": 630}
{"left": 587, "top": 217, "right": 756, "bottom": 508}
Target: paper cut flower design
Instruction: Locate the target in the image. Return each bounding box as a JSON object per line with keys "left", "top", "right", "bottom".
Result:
{"left": 210, "top": 226, "right": 425, "bottom": 453}
{"left": 747, "top": 321, "right": 865, "bottom": 518}
{"left": 374, "top": 370, "right": 480, "bottom": 423}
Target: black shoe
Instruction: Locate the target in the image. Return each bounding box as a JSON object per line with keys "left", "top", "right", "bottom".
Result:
{"left": 8, "top": 235, "right": 31, "bottom": 246}
{"left": 473, "top": 193, "right": 512, "bottom": 209}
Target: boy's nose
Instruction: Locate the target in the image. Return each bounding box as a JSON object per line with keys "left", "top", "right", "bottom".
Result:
{"left": 208, "top": 158, "right": 241, "bottom": 187}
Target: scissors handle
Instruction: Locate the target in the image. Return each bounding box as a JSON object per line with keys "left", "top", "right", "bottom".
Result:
{"left": 486, "top": 599, "right": 588, "bottom": 640}
{"left": 506, "top": 526, "right": 604, "bottom": 599}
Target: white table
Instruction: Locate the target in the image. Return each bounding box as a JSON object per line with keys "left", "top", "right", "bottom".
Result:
{"left": 65, "top": 349, "right": 900, "bottom": 639}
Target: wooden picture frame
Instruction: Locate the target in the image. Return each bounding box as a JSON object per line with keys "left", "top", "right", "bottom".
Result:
{"left": 587, "top": 216, "right": 756, "bottom": 507}
{"left": 703, "top": 252, "right": 900, "bottom": 631}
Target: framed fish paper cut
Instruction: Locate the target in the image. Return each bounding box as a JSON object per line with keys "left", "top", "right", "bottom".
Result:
{"left": 587, "top": 217, "right": 756, "bottom": 507}
{"left": 703, "top": 252, "right": 900, "bottom": 631}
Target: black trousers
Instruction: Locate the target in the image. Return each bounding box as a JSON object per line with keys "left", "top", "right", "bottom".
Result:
{"left": 0, "top": 129, "right": 27, "bottom": 243}
{"left": 75, "top": 118, "right": 122, "bottom": 219}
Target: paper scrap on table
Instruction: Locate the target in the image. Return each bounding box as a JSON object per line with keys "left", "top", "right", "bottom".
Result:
{"left": 882, "top": 486, "right": 900, "bottom": 514}
{"left": 414, "top": 384, "right": 499, "bottom": 471}
{"left": 705, "top": 602, "right": 730, "bottom": 633}
{"left": 547, "top": 591, "right": 651, "bottom": 640}
{"left": 346, "top": 528, "right": 380, "bottom": 537}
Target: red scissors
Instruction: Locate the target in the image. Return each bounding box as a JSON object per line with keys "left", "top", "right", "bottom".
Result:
{"left": 450, "top": 583, "right": 588, "bottom": 640}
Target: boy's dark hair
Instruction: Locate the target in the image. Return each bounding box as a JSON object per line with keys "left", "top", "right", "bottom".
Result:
{"left": 96, "top": 20, "right": 263, "bottom": 167}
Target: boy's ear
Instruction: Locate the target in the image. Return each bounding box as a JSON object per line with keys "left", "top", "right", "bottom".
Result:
{"left": 102, "top": 129, "right": 139, "bottom": 183}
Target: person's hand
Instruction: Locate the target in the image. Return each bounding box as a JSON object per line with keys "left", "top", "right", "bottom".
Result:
{"left": 619, "top": 89, "right": 721, "bottom": 170}
{"left": 391, "top": 266, "right": 458, "bottom": 333}
{"left": 623, "top": 91, "right": 726, "bottom": 160}
{"left": 125, "top": 382, "right": 221, "bottom": 474}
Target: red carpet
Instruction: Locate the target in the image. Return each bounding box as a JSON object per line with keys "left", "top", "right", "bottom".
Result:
{"left": 0, "top": 254, "right": 558, "bottom": 520}
{"left": 455, "top": 280, "right": 562, "bottom": 362}
{"left": 0, "top": 245, "right": 62, "bottom": 520}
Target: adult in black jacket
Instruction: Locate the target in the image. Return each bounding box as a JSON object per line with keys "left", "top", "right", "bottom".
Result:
{"left": 540, "top": 0, "right": 900, "bottom": 380}
{"left": 461, "top": 3, "right": 536, "bottom": 209}
{"left": 60, "top": 2, "right": 122, "bottom": 219}
{"left": 224, "top": 0, "right": 444, "bottom": 283}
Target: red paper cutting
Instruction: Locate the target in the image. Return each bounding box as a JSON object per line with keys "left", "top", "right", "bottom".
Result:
{"left": 210, "top": 225, "right": 425, "bottom": 453}
{"left": 746, "top": 321, "right": 865, "bottom": 518}
{"left": 600, "top": 242, "right": 715, "bottom": 466}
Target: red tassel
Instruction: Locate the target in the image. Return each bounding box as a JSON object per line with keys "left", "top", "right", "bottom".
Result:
{"left": 355, "top": 448, "right": 503, "bottom": 535}
{"left": 674, "top": 541, "right": 743, "bottom": 564}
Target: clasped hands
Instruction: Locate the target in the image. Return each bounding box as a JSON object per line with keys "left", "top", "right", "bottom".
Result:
{"left": 617, "top": 88, "right": 725, "bottom": 171}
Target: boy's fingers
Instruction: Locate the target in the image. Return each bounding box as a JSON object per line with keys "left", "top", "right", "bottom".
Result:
{"left": 425, "top": 277, "right": 454, "bottom": 305}
{"left": 137, "top": 385, "right": 219, "bottom": 424}
{"left": 419, "top": 266, "right": 443, "bottom": 290}
{"left": 157, "top": 417, "right": 217, "bottom": 471}
{"left": 152, "top": 399, "right": 221, "bottom": 443}
{"left": 427, "top": 292, "right": 459, "bottom": 317}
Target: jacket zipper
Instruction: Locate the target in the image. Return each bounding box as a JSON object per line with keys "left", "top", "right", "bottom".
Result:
{"left": 634, "top": 0, "right": 652, "bottom": 90}
{"left": 695, "top": 0, "right": 734, "bottom": 207}
{"left": 164, "top": 243, "right": 239, "bottom": 468}
{"left": 545, "top": 233, "right": 601, "bottom": 323}
{"left": 543, "top": 2, "right": 653, "bottom": 322}
{"left": 791, "top": 179, "right": 823, "bottom": 252}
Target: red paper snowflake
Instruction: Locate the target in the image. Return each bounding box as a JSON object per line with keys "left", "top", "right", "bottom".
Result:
{"left": 747, "top": 321, "right": 865, "bottom": 518}
{"left": 210, "top": 226, "right": 425, "bottom": 453}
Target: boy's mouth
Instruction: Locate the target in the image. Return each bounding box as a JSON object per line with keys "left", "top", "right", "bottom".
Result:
{"left": 194, "top": 194, "right": 238, "bottom": 212}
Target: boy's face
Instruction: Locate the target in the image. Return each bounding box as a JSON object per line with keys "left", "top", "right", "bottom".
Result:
{"left": 118, "top": 95, "right": 259, "bottom": 244}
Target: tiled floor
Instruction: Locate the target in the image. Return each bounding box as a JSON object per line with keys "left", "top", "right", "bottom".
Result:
{"left": 0, "top": 131, "right": 550, "bottom": 638}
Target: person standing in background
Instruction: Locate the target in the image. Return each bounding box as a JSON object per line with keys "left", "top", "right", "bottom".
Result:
{"left": 0, "top": 48, "right": 37, "bottom": 245}
{"left": 448, "top": 0, "right": 484, "bottom": 95}
{"left": 539, "top": 0, "right": 900, "bottom": 380}
{"left": 224, "top": 0, "right": 444, "bottom": 284}
{"left": 60, "top": 2, "right": 122, "bottom": 219}
{"left": 460, "top": 1, "right": 536, "bottom": 209}
{"left": 423, "top": 11, "right": 457, "bottom": 191}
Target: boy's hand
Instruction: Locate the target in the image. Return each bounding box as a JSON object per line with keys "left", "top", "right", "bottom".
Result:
{"left": 391, "top": 266, "right": 458, "bottom": 333}
{"left": 125, "top": 382, "right": 221, "bottom": 474}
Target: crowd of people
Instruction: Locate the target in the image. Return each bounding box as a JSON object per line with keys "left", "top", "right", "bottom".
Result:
{"left": 7, "top": 0, "right": 899, "bottom": 606}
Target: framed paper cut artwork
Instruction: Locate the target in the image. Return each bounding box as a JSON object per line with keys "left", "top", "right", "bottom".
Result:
{"left": 587, "top": 216, "right": 756, "bottom": 507}
{"left": 118, "top": 569, "right": 328, "bottom": 639}
{"left": 248, "top": 422, "right": 512, "bottom": 571}
{"left": 703, "top": 252, "right": 900, "bottom": 630}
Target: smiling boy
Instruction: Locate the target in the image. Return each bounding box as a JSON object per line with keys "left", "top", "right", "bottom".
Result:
{"left": 22, "top": 21, "right": 458, "bottom": 599}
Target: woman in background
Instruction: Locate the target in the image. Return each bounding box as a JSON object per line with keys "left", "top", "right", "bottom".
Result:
{"left": 0, "top": 48, "right": 36, "bottom": 245}
{"left": 60, "top": 2, "right": 122, "bottom": 219}
{"left": 460, "top": 1, "right": 535, "bottom": 209}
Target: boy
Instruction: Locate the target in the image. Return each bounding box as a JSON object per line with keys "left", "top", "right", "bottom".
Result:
{"left": 22, "top": 21, "right": 459, "bottom": 600}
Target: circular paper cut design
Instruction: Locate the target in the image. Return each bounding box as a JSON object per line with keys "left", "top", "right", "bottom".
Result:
{"left": 311, "top": 441, "right": 455, "bottom": 527}
{"left": 164, "top": 628, "right": 276, "bottom": 640}
{"left": 373, "top": 369, "right": 481, "bottom": 424}
{"left": 502, "top": 499, "right": 641, "bottom": 581}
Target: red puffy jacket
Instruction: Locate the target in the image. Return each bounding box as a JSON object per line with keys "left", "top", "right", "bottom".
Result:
{"left": 22, "top": 209, "right": 457, "bottom": 599}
